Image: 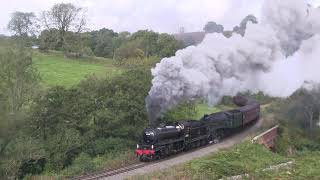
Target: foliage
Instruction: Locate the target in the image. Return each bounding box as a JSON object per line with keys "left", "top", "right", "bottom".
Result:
{"left": 41, "top": 3, "right": 87, "bottom": 52}
{"left": 233, "top": 14, "right": 258, "bottom": 36}
{"left": 0, "top": 53, "right": 159, "bottom": 178}
{"left": 275, "top": 123, "right": 320, "bottom": 156}
{"left": 1, "top": 25, "right": 188, "bottom": 179}
{"left": 0, "top": 43, "right": 41, "bottom": 179}
{"left": 274, "top": 89, "right": 320, "bottom": 139}
{"left": 6, "top": 66, "right": 151, "bottom": 178}
{"left": 114, "top": 40, "right": 145, "bottom": 61}
{"left": 127, "top": 30, "right": 181, "bottom": 58}
{"left": 1, "top": 134, "right": 46, "bottom": 179}
{"left": 0, "top": 45, "right": 39, "bottom": 115}
{"left": 203, "top": 21, "right": 224, "bottom": 33}
{"left": 63, "top": 32, "right": 93, "bottom": 58}
{"left": 7, "top": 11, "right": 39, "bottom": 37}
{"left": 41, "top": 3, "right": 86, "bottom": 34}
{"left": 39, "top": 29, "right": 60, "bottom": 51}
{"left": 156, "top": 33, "right": 182, "bottom": 57}
{"left": 60, "top": 153, "right": 94, "bottom": 176}
{"left": 62, "top": 150, "right": 136, "bottom": 177}
{"left": 38, "top": 28, "right": 182, "bottom": 60}
{"left": 89, "top": 28, "right": 119, "bottom": 58}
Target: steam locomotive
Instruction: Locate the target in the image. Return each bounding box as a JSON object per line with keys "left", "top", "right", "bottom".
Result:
{"left": 135, "top": 96, "right": 260, "bottom": 161}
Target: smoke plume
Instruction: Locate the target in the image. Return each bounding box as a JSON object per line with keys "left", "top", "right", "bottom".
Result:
{"left": 146, "top": 0, "right": 320, "bottom": 125}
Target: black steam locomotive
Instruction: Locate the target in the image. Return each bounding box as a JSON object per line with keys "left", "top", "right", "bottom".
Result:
{"left": 135, "top": 96, "right": 260, "bottom": 161}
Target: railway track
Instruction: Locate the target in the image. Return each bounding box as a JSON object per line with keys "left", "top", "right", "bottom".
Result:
{"left": 72, "top": 140, "right": 221, "bottom": 180}
{"left": 72, "top": 119, "right": 262, "bottom": 180}
{"left": 72, "top": 163, "right": 147, "bottom": 180}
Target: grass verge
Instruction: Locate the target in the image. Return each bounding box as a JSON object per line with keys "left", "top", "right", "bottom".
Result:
{"left": 129, "top": 142, "right": 289, "bottom": 180}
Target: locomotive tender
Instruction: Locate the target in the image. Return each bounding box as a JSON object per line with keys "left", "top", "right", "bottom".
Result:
{"left": 135, "top": 96, "right": 260, "bottom": 161}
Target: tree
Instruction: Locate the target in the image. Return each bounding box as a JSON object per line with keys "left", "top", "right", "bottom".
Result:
{"left": 156, "top": 33, "right": 182, "bottom": 57}
{"left": 114, "top": 40, "right": 145, "bottom": 61}
{"left": 129, "top": 30, "right": 159, "bottom": 57}
{"left": 276, "top": 89, "right": 320, "bottom": 139}
{"left": 233, "top": 15, "right": 258, "bottom": 36}
{"left": 7, "top": 12, "right": 38, "bottom": 37}
{"left": 41, "top": 3, "right": 87, "bottom": 48}
{"left": 38, "top": 29, "right": 60, "bottom": 51}
{"left": 63, "top": 31, "right": 93, "bottom": 58}
{"left": 89, "top": 28, "right": 118, "bottom": 58}
{"left": 0, "top": 46, "right": 39, "bottom": 116}
{"left": 203, "top": 21, "right": 224, "bottom": 33}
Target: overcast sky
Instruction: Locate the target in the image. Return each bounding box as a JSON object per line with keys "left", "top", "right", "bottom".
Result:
{"left": 1, "top": 0, "right": 320, "bottom": 35}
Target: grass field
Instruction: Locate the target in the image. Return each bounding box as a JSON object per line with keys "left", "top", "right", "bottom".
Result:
{"left": 193, "top": 104, "right": 222, "bottom": 119}
{"left": 193, "top": 103, "right": 235, "bottom": 119}
{"left": 32, "top": 51, "right": 122, "bottom": 87}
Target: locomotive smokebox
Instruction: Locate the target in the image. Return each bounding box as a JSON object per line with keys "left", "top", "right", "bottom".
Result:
{"left": 143, "top": 125, "right": 182, "bottom": 144}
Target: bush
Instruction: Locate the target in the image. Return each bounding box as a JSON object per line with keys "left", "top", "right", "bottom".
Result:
{"left": 275, "top": 123, "right": 320, "bottom": 156}
{"left": 1, "top": 134, "right": 46, "bottom": 179}
{"left": 84, "top": 137, "right": 133, "bottom": 156}
{"left": 114, "top": 40, "right": 145, "bottom": 61}
{"left": 62, "top": 153, "right": 94, "bottom": 177}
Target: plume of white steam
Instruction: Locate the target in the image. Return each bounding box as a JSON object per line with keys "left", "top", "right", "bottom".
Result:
{"left": 262, "top": 0, "right": 320, "bottom": 55}
{"left": 146, "top": 0, "right": 320, "bottom": 125}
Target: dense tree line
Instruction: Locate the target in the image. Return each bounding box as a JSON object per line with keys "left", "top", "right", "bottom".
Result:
{"left": 38, "top": 28, "right": 182, "bottom": 60}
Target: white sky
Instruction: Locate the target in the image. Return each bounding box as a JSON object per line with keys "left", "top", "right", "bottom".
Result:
{"left": 0, "top": 0, "right": 319, "bottom": 35}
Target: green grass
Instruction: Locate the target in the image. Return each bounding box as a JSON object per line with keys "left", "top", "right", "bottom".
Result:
{"left": 192, "top": 103, "right": 234, "bottom": 119}
{"left": 253, "top": 151, "right": 320, "bottom": 179}
{"left": 32, "top": 51, "right": 122, "bottom": 87}
{"left": 130, "top": 142, "right": 289, "bottom": 180}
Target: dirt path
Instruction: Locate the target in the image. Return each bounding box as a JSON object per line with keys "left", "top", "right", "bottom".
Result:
{"left": 106, "top": 119, "right": 263, "bottom": 180}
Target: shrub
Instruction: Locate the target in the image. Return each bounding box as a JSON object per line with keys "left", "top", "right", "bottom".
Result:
{"left": 62, "top": 153, "right": 94, "bottom": 177}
